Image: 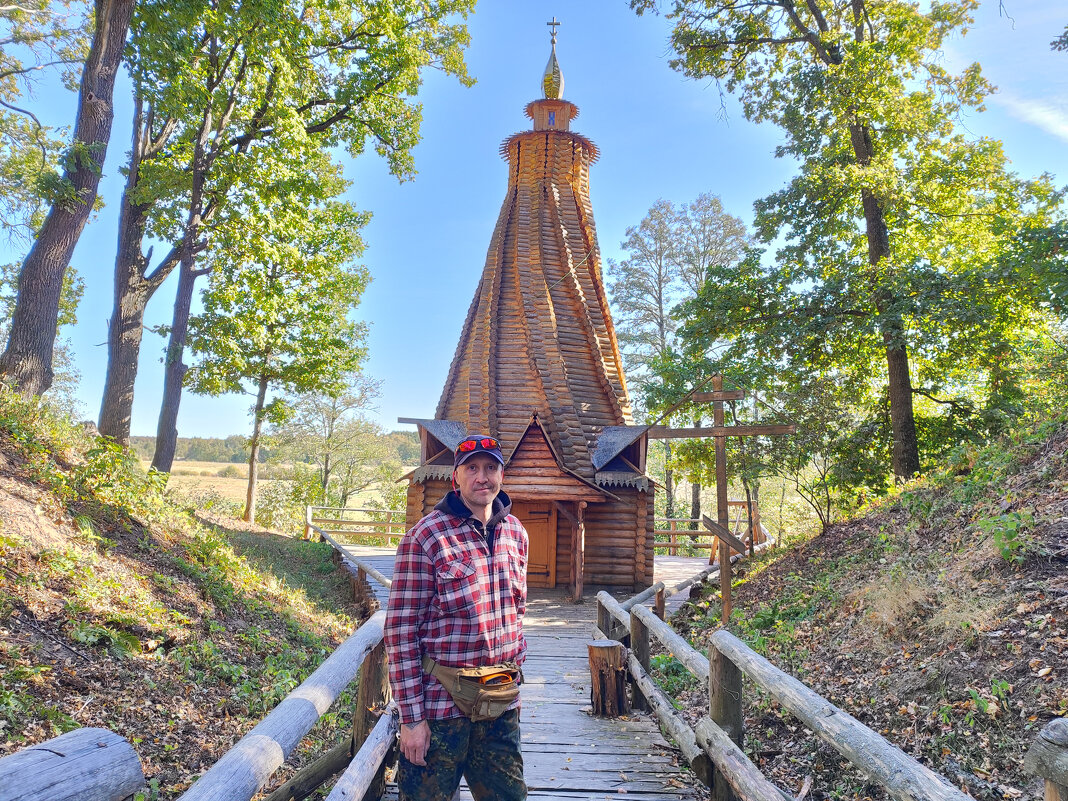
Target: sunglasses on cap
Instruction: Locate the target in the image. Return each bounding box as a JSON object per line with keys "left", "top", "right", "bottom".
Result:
{"left": 457, "top": 436, "right": 501, "bottom": 452}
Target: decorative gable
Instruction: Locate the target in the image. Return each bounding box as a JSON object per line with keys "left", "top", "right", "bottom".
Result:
{"left": 505, "top": 416, "right": 608, "bottom": 503}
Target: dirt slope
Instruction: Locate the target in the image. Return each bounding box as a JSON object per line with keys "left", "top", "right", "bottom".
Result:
{"left": 666, "top": 423, "right": 1068, "bottom": 800}
{"left": 0, "top": 423, "right": 361, "bottom": 798}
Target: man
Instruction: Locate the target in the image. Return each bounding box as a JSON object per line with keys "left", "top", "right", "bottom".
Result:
{"left": 384, "top": 434, "right": 529, "bottom": 801}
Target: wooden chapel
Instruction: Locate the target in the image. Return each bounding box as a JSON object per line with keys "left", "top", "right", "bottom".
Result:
{"left": 400, "top": 30, "right": 655, "bottom": 596}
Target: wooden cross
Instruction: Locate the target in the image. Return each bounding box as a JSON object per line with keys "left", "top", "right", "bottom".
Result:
{"left": 547, "top": 16, "right": 560, "bottom": 44}
{"left": 646, "top": 374, "right": 795, "bottom": 622}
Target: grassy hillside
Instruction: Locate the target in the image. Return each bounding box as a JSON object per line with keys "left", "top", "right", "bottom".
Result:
{"left": 660, "top": 417, "right": 1068, "bottom": 799}
{"left": 0, "top": 389, "right": 365, "bottom": 798}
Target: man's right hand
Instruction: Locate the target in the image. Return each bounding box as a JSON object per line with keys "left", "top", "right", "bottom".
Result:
{"left": 399, "top": 720, "right": 431, "bottom": 766}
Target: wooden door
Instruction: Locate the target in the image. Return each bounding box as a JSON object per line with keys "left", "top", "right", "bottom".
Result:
{"left": 511, "top": 501, "right": 556, "bottom": 588}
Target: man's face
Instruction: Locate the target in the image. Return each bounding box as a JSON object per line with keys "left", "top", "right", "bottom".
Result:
{"left": 453, "top": 453, "right": 504, "bottom": 509}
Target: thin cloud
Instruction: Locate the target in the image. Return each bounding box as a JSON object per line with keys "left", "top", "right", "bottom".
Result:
{"left": 991, "top": 92, "right": 1068, "bottom": 144}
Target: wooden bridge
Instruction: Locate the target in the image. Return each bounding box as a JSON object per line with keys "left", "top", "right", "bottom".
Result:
{"left": 7, "top": 523, "right": 1067, "bottom": 801}
{"left": 329, "top": 540, "right": 710, "bottom": 799}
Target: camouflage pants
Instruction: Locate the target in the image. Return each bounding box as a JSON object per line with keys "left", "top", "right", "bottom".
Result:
{"left": 398, "top": 709, "right": 526, "bottom": 801}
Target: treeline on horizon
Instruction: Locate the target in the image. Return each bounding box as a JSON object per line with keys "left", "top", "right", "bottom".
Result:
{"left": 127, "top": 430, "right": 419, "bottom": 466}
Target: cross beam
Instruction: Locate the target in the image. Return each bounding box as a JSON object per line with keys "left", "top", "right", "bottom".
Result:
{"left": 645, "top": 375, "right": 794, "bottom": 622}
{"left": 647, "top": 424, "right": 795, "bottom": 439}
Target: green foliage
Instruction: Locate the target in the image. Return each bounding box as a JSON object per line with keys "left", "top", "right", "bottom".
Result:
{"left": 634, "top": 0, "right": 1064, "bottom": 490}
{"left": 649, "top": 653, "right": 700, "bottom": 699}
{"left": 974, "top": 510, "right": 1034, "bottom": 564}
{"left": 607, "top": 192, "right": 749, "bottom": 406}
{"left": 0, "top": 0, "right": 89, "bottom": 240}
{"left": 69, "top": 621, "right": 142, "bottom": 655}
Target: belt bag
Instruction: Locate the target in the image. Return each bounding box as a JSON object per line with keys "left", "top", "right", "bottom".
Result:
{"left": 422, "top": 656, "right": 521, "bottom": 722}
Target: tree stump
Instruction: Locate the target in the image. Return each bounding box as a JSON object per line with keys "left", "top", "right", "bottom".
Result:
{"left": 588, "top": 640, "right": 629, "bottom": 717}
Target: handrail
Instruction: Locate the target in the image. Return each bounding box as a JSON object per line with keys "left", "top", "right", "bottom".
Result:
{"left": 708, "top": 630, "right": 969, "bottom": 801}
{"left": 0, "top": 728, "right": 146, "bottom": 801}
{"left": 177, "top": 612, "right": 386, "bottom": 801}
{"left": 313, "top": 523, "right": 393, "bottom": 590}
{"left": 604, "top": 579, "right": 972, "bottom": 801}
{"left": 323, "top": 705, "right": 399, "bottom": 801}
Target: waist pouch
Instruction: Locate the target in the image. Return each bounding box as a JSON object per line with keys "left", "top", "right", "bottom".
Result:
{"left": 422, "top": 656, "right": 521, "bottom": 722}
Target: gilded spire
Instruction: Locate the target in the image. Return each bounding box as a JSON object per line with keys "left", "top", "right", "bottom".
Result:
{"left": 542, "top": 17, "right": 564, "bottom": 99}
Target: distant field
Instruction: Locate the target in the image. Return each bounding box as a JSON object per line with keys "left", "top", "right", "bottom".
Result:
{"left": 143, "top": 460, "right": 254, "bottom": 502}
{"left": 146, "top": 460, "right": 400, "bottom": 506}
{"left": 165, "top": 460, "right": 248, "bottom": 477}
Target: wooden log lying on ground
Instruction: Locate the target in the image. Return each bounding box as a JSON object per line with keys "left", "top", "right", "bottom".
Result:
{"left": 0, "top": 727, "right": 145, "bottom": 801}
{"left": 627, "top": 651, "right": 713, "bottom": 787}
{"left": 588, "top": 640, "right": 629, "bottom": 717}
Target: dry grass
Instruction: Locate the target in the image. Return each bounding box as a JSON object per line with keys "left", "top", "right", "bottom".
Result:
{"left": 853, "top": 571, "right": 932, "bottom": 639}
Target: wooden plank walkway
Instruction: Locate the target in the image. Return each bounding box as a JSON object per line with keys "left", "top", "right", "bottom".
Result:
{"left": 336, "top": 544, "right": 706, "bottom": 799}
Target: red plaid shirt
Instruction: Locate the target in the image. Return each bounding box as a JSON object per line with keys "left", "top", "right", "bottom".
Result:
{"left": 384, "top": 491, "right": 528, "bottom": 724}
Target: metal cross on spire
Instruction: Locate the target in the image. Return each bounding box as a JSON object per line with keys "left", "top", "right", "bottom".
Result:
{"left": 547, "top": 16, "right": 560, "bottom": 45}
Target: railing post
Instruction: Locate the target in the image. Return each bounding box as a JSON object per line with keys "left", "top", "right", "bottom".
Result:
{"left": 670, "top": 520, "right": 678, "bottom": 556}
{"left": 596, "top": 596, "right": 612, "bottom": 639}
{"left": 708, "top": 639, "right": 743, "bottom": 801}
{"left": 1025, "top": 718, "right": 1068, "bottom": 801}
{"left": 304, "top": 506, "right": 312, "bottom": 541}
{"left": 630, "top": 606, "right": 650, "bottom": 712}
{"left": 654, "top": 586, "right": 666, "bottom": 621}
{"left": 353, "top": 640, "right": 391, "bottom": 800}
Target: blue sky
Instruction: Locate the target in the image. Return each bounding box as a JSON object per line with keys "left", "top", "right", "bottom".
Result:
{"left": 11, "top": 1, "right": 1068, "bottom": 440}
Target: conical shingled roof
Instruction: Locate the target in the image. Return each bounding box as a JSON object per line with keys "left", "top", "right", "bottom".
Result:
{"left": 435, "top": 87, "right": 633, "bottom": 479}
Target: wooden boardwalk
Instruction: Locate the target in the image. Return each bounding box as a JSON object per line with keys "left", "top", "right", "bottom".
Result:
{"left": 338, "top": 544, "right": 706, "bottom": 800}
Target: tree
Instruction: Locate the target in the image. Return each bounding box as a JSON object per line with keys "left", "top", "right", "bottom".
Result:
{"left": 279, "top": 374, "right": 383, "bottom": 504}
{"left": 607, "top": 194, "right": 749, "bottom": 519}
{"left": 0, "top": 0, "right": 88, "bottom": 241}
{"left": 185, "top": 173, "right": 370, "bottom": 522}
{"left": 633, "top": 0, "right": 1060, "bottom": 481}
{"left": 1, "top": 260, "right": 84, "bottom": 404}
{"left": 97, "top": 0, "right": 474, "bottom": 447}
{"left": 0, "top": 0, "right": 134, "bottom": 395}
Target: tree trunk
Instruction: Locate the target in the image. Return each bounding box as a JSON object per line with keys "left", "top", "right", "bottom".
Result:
{"left": 150, "top": 105, "right": 212, "bottom": 473}
{"left": 0, "top": 0, "right": 135, "bottom": 395}
{"left": 664, "top": 441, "right": 674, "bottom": 519}
{"left": 151, "top": 257, "right": 197, "bottom": 474}
{"left": 851, "top": 121, "right": 921, "bottom": 480}
{"left": 321, "top": 453, "right": 331, "bottom": 503}
{"left": 884, "top": 334, "right": 921, "bottom": 478}
{"left": 99, "top": 100, "right": 180, "bottom": 444}
{"left": 244, "top": 373, "right": 269, "bottom": 522}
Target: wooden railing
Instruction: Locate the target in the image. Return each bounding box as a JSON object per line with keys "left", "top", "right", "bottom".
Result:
{"left": 306, "top": 506, "right": 406, "bottom": 546}
{"left": 595, "top": 573, "right": 974, "bottom": 801}
{"left": 176, "top": 608, "right": 394, "bottom": 801}
{"left": 654, "top": 501, "right": 771, "bottom": 556}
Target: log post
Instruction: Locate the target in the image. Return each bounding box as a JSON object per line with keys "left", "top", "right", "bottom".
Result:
{"left": 709, "top": 639, "right": 743, "bottom": 801}
{"left": 1025, "top": 718, "right": 1068, "bottom": 801}
{"left": 654, "top": 586, "right": 666, "bottom": 620}
{"left": 0, "top": 727, "right": 145, "bottom": 801}
{"left": 588, "top": 640, "right": 629, "bottom": 717}
{"left": 630, "top": 608, "right": 650, "bottom": 712}
{"left": 304, "top": 506, "right": 312, "bottom": 540}
{"left": 596, "top": 596, "right": 613, "bottom": 640}
{"left": 352, "top": 639, "right": 391, "bottom": 799}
